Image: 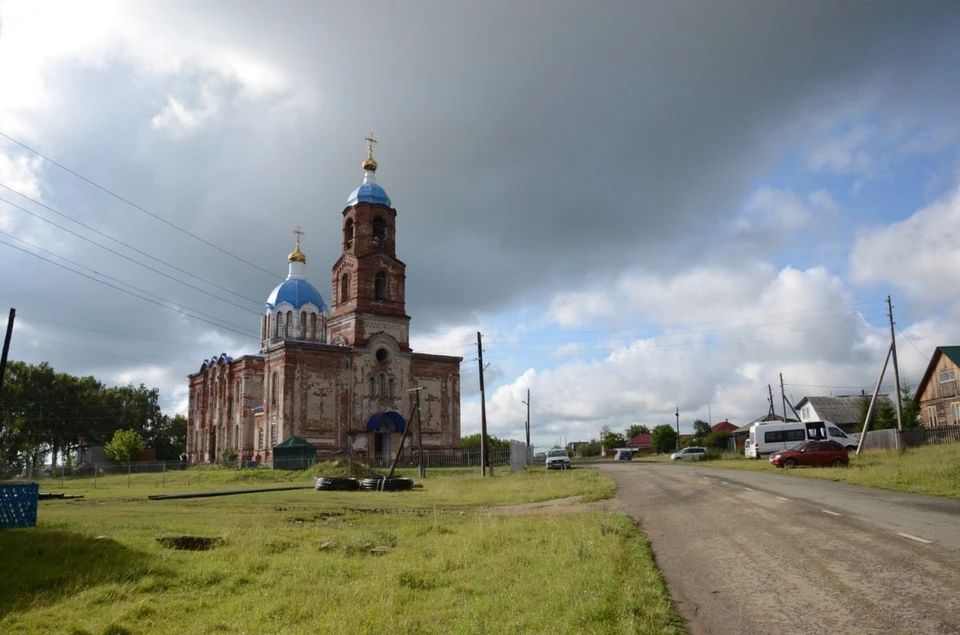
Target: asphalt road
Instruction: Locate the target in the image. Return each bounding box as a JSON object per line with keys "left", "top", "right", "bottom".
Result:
{"left": 597, "top": 462, "right": 960, "bottom": 635}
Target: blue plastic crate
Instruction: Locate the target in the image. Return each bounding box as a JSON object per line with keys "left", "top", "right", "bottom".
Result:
{"left": 0, "top": 483, "right": 39, "bottom": 528}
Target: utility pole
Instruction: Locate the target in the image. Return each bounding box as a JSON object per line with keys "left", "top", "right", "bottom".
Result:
{"left": 407, "top": 386, "right": 426, "bottom": 478}
{"left": 856, "top": 343, "right": 893, "bottom": 456}
{"left": 521, "top": 388, "right": 531, "bottom": 464}
{"left": 887, "top": 295, "right": 904, "bottom": 438}
{"left": 780, "top": 375, "right": 801, "bottom": 421}
{"left": 780, "top": 373, "right": 789, "bottom": 423}
{"left": 477, "top": 332, "right": 490, "bottom": 477}
{"left": 767, "top": 384, "right": 775, "bottom": 418}
{"left": 0, "top": 308, "right": 15, "bottom": 399}
{"left": 675, "top": 407, "right": 680, "bottom": 452}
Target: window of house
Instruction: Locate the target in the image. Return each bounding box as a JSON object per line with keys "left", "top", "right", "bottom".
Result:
{"left": 928, "top": 406, "right": 938, "bottom": 427}
{"left": 372, "top": 216, "right": 387, "bottom": 245}
{"left": 344, "top": 218, "right": 354, "bottom": 249}
{"left": 940, "top": 370, "right": 957, "bottom": 383}
{"left": 375, "top": 271, "right": 388, "bottom": 300}
{"left": 951, "top": 402, "right": 960, "bottom": 425}
{"left": 341, "top": 274, "right": 350, "bottom": 304}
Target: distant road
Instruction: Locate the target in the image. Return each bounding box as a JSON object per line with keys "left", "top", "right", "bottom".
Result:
{"left": 596, "top": 462, "right": 960, "bottom": 635}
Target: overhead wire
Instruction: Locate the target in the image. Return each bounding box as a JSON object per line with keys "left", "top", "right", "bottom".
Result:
{"left": 0, "top": 197, "right": 261, "bottom": 315}
{"left": 0, "top": 236, "right": 258, "bottom": 340}
{"left": 0, "top": 129, "right": 280, "bottom": 280}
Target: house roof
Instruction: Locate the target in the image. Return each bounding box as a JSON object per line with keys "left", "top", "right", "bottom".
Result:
{"left": 795, "top": 395, "right": 888, "bottom": 426}
{"left": 273, "top": 435, "right": 315, "bottom": 449}
{"left": 626, "top": 433, "right": 652, "bottom": 448}
{"left": 914, "top": 346, "right": 960, "bottom": 404}
{"left": 711, "top": 421, "right": 738, "bottom": 433}
{"left": 734, "top": 414, "right": 794, "bottom": 434}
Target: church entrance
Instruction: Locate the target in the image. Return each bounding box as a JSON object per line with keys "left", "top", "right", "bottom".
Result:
{"left": 366, "top": 411, "right": 407, "bottom": 467}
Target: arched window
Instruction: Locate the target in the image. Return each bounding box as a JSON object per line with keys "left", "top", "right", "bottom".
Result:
{"left": 261, "top": 314, "right": 267, "bottom": 340}
{"left": 388, "top": 377, "right": 395, "bottom": 398}
{"left": 236, "top": 379, "right": 241, "bottom": 403}
{"left": 372, "top": 216, "right": 386, "bottom": 245}
{"left": 235, "top": 424, "right": 240, "bottom": 448}
{"left": 369, "top": 377, "right": 376, "bottom": 397}
{"left": 271, "top": 371, "right": 279, "bottom": 406}
{"left": 344, "top": 218, "right": 354, "bottom": 249}
{"left": 258, "top": 427, "right": 264, "bottom": 450}
{"left": 299, "top": 311, "right": 307, "bottom": 339}
{"left": 375, "top": 271, "right": 388, "bottom": 300}
{"left": 340, "top": 273, "right": 350, "bottom": 304}
{"left": 378, "top": 373, "right": 386, "bottom": 397}
{"left": 274, "top": 312, "right": 281, "bottom": 338}
{"left": 310, "top": 313, "right": 317, "bottom": 340}
{"left": 285, "top": 312, "right": 292, "bottom": 338}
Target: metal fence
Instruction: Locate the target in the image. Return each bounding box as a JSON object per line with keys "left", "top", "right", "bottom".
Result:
{"left": 859, "top": 425, "right": 960, "bottom": 451}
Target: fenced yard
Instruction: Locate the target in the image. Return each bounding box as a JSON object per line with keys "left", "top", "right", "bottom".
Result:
{"left": 857, "top": 425, "right": 960, "bottom": 451}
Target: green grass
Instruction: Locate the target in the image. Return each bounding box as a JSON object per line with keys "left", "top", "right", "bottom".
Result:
{"left": 1, "top": 469, "right": 680, "bottom": 634}
{"left": 696, "top": 443, "right": 960, "bottom": 499}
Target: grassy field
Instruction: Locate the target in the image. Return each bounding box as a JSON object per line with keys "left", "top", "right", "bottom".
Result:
{"left": 0, "top": 468, "right": 681, "bottom": 635}
{"left": 697, "top": 443, "right": 960, "bottom": 499}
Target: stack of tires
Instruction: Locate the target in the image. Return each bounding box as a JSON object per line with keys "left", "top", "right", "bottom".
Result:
{"left": 314, "top": 477, "right": 360, "bottom": 491}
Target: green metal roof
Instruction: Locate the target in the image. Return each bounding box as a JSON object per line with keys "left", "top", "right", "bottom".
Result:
{"left": 938, "top": 346, "right": 960, "bottom": 367}
{"left": 272, "top": 436, "right": 315, "bottom": 449}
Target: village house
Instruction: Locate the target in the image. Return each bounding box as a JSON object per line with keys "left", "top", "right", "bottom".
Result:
{"left": 913, "top": 346, "right": 960, "bottom": 427}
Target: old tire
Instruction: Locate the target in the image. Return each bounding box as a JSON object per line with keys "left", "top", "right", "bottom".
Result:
{"left": 315, "top": 477, "right": 359, "bottom": 491}
{"left": 359, "top": 477, "right": 415, "bottom": 492}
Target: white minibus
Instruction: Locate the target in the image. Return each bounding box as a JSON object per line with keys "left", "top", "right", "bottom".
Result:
{"left": 745, "top": 420, "right": 858, "bottom": 459}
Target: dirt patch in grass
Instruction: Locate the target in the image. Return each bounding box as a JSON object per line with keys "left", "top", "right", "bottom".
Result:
{"left": 155, "top": 536, "right": 224, "bottom": 551}
{"left": 486, "top": 495, "right": 620, "bottom": 516}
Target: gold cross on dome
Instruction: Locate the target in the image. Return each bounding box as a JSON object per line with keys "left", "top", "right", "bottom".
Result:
{"left": 293, "top": 226, "right": 304, "bottom": 246}
{"left": 365, "top": 133, "right": 377, "bottom": 157}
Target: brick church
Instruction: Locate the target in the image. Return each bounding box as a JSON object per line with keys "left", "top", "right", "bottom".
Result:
{"left": 186, "top": 137, "right": 462, "bottom": 465}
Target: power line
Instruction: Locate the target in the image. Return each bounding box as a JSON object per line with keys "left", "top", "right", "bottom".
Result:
{"left": 0, "top": 237, "right": 257, "bottom": 340}
{"left": 0, "top": 182, "right": 265, "bottom": 306}
{"left": 0, "top": 197, "right": 261, "bottom": 315}
{"left": 16, "top": 315, "right": 226, "bottom": 351}
{"left": 895, "top": 325, "right": 927, "bottom": 358}
{"left": 15, "top": 332, "right": 171, "bottom": 366}
{"left": 0, "top": 129, "right": 280, "bottom": 279}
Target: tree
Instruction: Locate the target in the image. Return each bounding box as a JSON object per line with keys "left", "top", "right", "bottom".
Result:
{"left": 625, "top": 424, "right": 650, "bottom": 439}
{"left": 577, "top": 440, "right": 602, "bottom": 457}
{"left": 601, "top": 429, "right": 626, "bottom": 449}
{"left": 651, "top": 424, "right": 678, "bottom": 454}
{"left": 104, "top": 429, "right": 146, "bottom": 463}
{"left": 460, "top": 433, "right": 509, "bottom": 452}
{"left": 692, "top": 419, "right": 712, "bottom": 443}
{"left": 704, "top": 431, "right": 731, "bottom": 450}
{"left": 900, "top": 385, "right": 921, "bottom": 429}
{"left": 151, "top": 414, "right": 187, "bottom": 460}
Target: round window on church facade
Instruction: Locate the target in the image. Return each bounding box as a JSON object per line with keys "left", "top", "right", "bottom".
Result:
{"left": 376, "top": 348, "right": 390, "bottom": 364}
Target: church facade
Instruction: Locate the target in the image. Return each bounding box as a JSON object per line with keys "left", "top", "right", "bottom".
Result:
{"left": 185, "top": 139, "right": 462, "bottom": 465}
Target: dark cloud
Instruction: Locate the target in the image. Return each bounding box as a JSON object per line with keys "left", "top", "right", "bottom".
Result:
{"left": 2, "top": 0, "right": 959, "bottom": 412}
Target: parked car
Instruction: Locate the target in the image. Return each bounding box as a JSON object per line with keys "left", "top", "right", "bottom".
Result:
{"left": 545, "top": 448, "right": 571, "bottom": 470}
{"left": 769, "top": 440, "right": 848, "bottom": 469}
{"left": 670, "top": 447, "right": 706, "bottom": 461}
{"left": 613, "top": 449, "right": 632, "bottom": 461}
{"left": 745, "top": 420, "right": 858, "bottom": 459}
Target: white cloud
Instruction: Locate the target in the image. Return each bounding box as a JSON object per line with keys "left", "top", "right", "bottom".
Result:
{"left": 806, "top": 125, "right": 875, "bottom": 174}
{"left": 0, "top": 147, "right": 44, "bottom": 230}
{"left": 849, "top": 186, "right": 960, "bottom": 305}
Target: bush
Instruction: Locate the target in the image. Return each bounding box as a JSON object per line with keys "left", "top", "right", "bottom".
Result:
{"left": 220, "top": 447, "right": 238, "bottom": 468}
{"left": 701, "top": 449, "right": 725, "bottom": 461}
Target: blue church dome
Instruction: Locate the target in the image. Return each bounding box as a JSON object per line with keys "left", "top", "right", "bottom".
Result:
{"left": 347, "top": 181, "right": 392, "bottom": 207}
{"left": 266, "top": 278, "right": 328, "bottom": 311}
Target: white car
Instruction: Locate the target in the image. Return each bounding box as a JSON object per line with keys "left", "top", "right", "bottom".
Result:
{"left": 670, "top": 447, "right": 706, "bottom": 461}
{"left": 545, "top": 448, "right": 571, "bottom": 470}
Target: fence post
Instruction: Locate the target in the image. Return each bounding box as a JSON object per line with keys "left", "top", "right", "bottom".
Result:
{"left": 127, "top": 464, "right": 131, "bottom": 489}
{"left": 162, "top": 461, "right": 166, "bottom": 488}
{"left": 93, "top": 464, "right": 97, "bottom": 489}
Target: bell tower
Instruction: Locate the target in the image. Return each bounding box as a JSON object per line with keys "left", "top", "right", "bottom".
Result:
{"left": 327, "top": 134, "right": 410, "bottom": 349}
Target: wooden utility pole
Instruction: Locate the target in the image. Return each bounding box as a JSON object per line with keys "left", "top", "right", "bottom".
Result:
{"left": 522, "top": 388, "right": 531, "bottom": 464}
{"left": 386, "top": 397, "right": 420, "bottom": 478}
{"left": 767, "top": 384, "right": 775, "bottom": 417}
{"left": 409, "top": 387, "right": 426, "bottom": 478}
{"left": 780, "top": 373, "right": 789, "bottom": 423}
{"left": 855, "top": 343, "right": 893, "bottom": 456}
{"left": 675, "top": 407, "right": 680, "bottom": 451}
{"left": 780, "top": 374, "right": 801, "bottom": 421}
{"left": 887, "top": 295, "right": 904, "bottom": 437}
{"left": 477, "top": 332, "right": 489, "bottom": 476}
{"left": 0, "top": 308, "right": 15, "bottom": 399}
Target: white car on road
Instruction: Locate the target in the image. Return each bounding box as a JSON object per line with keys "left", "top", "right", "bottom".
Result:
{"left": 545, "top": 448, "right": 571, "bottom": 470}
{"left": 670, "top": 447, "right": 707, "bottom": 461}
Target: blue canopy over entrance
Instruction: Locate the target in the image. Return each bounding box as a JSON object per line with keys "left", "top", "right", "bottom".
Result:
{"left": 367, "top": 411, "right": 406, "bottom": 433}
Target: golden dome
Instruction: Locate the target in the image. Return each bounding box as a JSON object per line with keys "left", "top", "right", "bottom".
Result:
{"left": 362, "top": 132, "right": 378, "bottom": 172}
{"left": 288, "top": 227, "right": 306, "bottom": 263}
